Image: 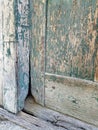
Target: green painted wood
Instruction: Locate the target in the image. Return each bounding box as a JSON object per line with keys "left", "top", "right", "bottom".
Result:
{"left": 31, "top": 0, "right": 46, "bottom": 105}
{"left": 46, "top": 0, "right": 98, "bottom": 81}
{"left": 94, "top": 1, "right": 98, "bottom": 82}
{"left": 16, "top": 0, "right": 30, "bottom": 111}
{"left": 2, "top": 0, "right": 30, "bottom": 113}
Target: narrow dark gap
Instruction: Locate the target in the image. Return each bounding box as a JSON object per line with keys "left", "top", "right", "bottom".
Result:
{"left": 27, "top": 52, "right": 32, "bottom": 97}
{"left": 25, "top": 0, "right": 35, "bottom": 100}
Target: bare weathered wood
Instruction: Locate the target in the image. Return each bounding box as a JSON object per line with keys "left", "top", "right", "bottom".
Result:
{"left": 0, "top": 108, "right": 60, "bottom": 130}
{"left": 31, "top": 0, "right": 46, "bottom": 105}
{"left": 3, "top": 0, "right": 15, "bottom": 41}
{"left": 24, "top": 96, "right": 98, "bottom": 130}
{"left": 3, "top": 42, "right": 17, "bottom": 113}
{"left": 2, "top": 0, "right": 17, "bottom": 113}
{"left": 45, "top": 73, "right": 98, "bottom": 127}
{"left": 0, "top": 0, "right": 3, "bottom": 105}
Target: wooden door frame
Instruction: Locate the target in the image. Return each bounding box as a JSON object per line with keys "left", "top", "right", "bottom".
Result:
{"left": 1, "top": 0, "right": 30, "bottom": 113}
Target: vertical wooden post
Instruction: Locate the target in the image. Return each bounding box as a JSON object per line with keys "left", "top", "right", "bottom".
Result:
{"left": 0, "top": 0, "right": 3, "bottom": 105}
{"left": 31, "top": 0, "right": 46, "bottom": 105}
{"left": 2, "top": 0, "right": 30, "bottom": 113}
{"left": 16, "top": 0, "right": 30, "bottom": 111}
{"left": 3, "top": 0, "right": 17, "bottom": 113}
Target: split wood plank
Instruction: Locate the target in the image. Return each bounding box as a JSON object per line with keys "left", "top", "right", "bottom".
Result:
{"left": 24, "top": 96, "right": 98, "bottom": 130}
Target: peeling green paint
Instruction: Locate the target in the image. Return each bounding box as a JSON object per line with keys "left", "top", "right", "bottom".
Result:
{"left": 6, "top": 48, "right": 11, "bottom": 57}
{"left": 46, "top": 0, "right": 98, "bottom": 81}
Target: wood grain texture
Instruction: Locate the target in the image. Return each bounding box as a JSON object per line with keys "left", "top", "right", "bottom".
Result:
{"left": 0, "top": 108, "right": 59, "bottom": 130}
{"left": 2, "top": 0, "right": 17, "bottom": 113}
{"left": 0, "top": 42, "right": 3, "bottom": 105}
{"left": 45, "top": 73, "right": 98, "bottom": 126}
{"left": 31, "top": 0, "right": 46, "bottom": 105}
{"left": 24, "top": 96, "right": 98, "bottom": 130}
{"left": 16, "top": 0, "right": 30, "bottom": 111}
{"left": 0, "top": 0, "right": 3, "bottom": 105}
{"left": 3, "top": 0, "right": 15, "bottom": 41}
{"left": 46, "top": 0, "right": 98, "bottom": 81}
{"left": 94, "top": 0, "right": 98, "bottom": 82}
{"left": 1, "top": 0, "right": 30, "bottom": 113}
{"left": 3, "top": 42, "right": 17, "bottom": 113}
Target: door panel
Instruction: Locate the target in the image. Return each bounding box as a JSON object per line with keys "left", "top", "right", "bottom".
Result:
{"left": 46, "top": 0, "right": 98, "bottom": 81}
{"left": 44, "top": 0, "right": 98, "bottom": 126}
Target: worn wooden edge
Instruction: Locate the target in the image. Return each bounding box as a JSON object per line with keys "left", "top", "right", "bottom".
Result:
{"left": 3, "top": 42, "right": 18, "bottom": 113}
{"left": 24, "top": 96, "right": 98, "bottom": 130}
{"left": 45, "top": 73, "right": 98, "bottom": 87}
{"left": 0, "top": 0, "right": 3, "bottom": 106}
{"left": 0, "top": 107, "right": 60, "bottom": 130}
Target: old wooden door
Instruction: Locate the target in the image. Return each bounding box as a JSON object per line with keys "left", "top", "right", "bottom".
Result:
{"left": 31, "top": 0, "right": 98, "bottom": 126}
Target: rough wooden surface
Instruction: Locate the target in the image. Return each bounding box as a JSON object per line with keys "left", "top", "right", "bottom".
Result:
{"left": 0, "top": 0, "right": 3, "bottom": 105}
{"left": 31, "top": 0, "right": 46, "bottom": 105}
{"left": 3, "top": 42, "right": 17, "bottom": 113}
{"left": 0, "top": 108, "right": 62, "bottom": 130}
{"left": 0, "top": 121, "right": 27, "bottom": 130}
{"left": 45, "top": 73, "right": 98, "bottom": 127}
{"left": 16, "top": 0, "right": 30, "bottom": 111}
{"left": 2, "top": 0, "right": 17, "bottom": 113}
{"left": 46, "top": 0, "right": 98, "bottom": 81}
{"left": 94, "top": 0, "right": 98, "bottom": 82}
{"left": 0, "top": 0, "right": 30, "bottom": 113}
{"left": 3, "top": 0, "right": 15, "bottom": 41}
{"left": 24, "top": 96, "right": 98, "bottom": 130}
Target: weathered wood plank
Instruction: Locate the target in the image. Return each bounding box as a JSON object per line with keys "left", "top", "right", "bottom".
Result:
{"left": 46, "top": 0, "right": 98, "bottom": 81}
{"left": 0, "top": 0, "right": 3, "bottom": 105}
{"left": 2, "top": 0, "right": 30, "bottom": 113}
{"left": 45, "top": 73, "right": 98, "bottom": 126}
{"left": 3, "top": 42, "right": 17, "bottom": 113}
{"left": 31, "top": 0, "right": 46, "bottom": 105}
{"left": 94, "top": 1, "right": 98, "bottom": 82}
{"left": 16, "top": 0, "right": 30, "bottom": 111}
{"left": 3, "top": 0, "right": 15, "bottom": 41}
{"left": 0, "top": 42, "right": 3, "bottom": 106}
{"left": 24, "top": 96, "right": 98, "bottom": 130}
{"left": 2, "top": 0, "right": 17, "bottom": 113}
{"left": 0, "top": 108, "right": 59, "bottom": 130}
